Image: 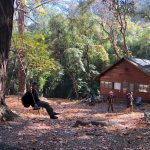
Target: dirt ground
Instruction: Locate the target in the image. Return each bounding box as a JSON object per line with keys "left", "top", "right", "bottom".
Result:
{"left": 0, "top": 96, "right": 150, "bottom": 150}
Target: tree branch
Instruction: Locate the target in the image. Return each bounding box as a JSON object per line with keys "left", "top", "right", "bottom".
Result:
{"left": 29, "top": 0, "right": 56, "bottom": 12}
{"left": 24, "top": 14, "right": 39, "bottom": 24}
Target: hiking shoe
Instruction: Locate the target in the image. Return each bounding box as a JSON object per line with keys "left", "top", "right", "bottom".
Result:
{"left": 51, "top": 116, "right": 58, "bottom": 119}
{"left": 53, "top": 112, "right": 60, "bottom": 115}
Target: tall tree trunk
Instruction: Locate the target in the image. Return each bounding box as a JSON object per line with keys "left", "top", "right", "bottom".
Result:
{"left": 0, "top": 0, "right": 18, "bottom": 121}
{"left": 72, "top": 77, "right": 79, "bottom": 99}
{"left": 17, "top": 1, "right": 26, "bottom": 94}
{"left": 84, "top": 44, "right": 90, "bottom": 74}
{"left": 121, "top": 30, "right": 129, "bottom": 57}
{"left": 67, "top": 71, "right": 79, "bottom": 99}
{"left": 100, "top": 22, "right": 121, "bottom": 59}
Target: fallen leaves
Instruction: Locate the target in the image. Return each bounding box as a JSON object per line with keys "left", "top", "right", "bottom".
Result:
{"left": 0, "top": 96, "right": 149, "bottom": 150}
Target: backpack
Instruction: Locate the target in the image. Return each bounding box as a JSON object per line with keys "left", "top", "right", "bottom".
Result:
{"left": 21, "top": 91, "right": 35, "bottom": 108}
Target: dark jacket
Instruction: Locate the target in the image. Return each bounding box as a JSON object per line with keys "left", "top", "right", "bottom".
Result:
{"left": 126, "top": 93, "right": 133, "bottom": 106}
{"left": 31, "top": 89, "right": 40, "bottom": 103}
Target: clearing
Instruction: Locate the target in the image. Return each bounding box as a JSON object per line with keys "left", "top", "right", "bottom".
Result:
{"left": 0, "top": 96, "right": 150, "bottom": 150}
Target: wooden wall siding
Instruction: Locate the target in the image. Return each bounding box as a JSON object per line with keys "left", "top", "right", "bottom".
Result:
{"left": 100, "top": 60, "right": 150, "bottom": 101}
{"left": 100, "top": 60, "right": 150, "bottom": 83}
{"left": 100, "top": 88, "right": 150, "bottom": 101}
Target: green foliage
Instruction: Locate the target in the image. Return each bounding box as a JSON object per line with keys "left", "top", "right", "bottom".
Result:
{"left": 24, "top": 32, "right": 57, "bottom": 76}
{"left": 137, "top": 25, "right": 150, "bottom": 59}
{"left": 65, "top": 48, "right": 85, "bottom": 72}
{"left": 88, "top": 45, "right": 109, "bottom": 71}
{"left": 39, "top": 76, "right": 46, "bottom": 92}
{"left": 126, "top": 20, "right": 150, "bottom": 59}
{"left": 43, "top": 12, "right": 110, "bottom": 98}
{"left": 12, "top": 31, "right": 60, "bottom": 91}
{"left": 9, "top": 1, "right": 149, "bottom": 98}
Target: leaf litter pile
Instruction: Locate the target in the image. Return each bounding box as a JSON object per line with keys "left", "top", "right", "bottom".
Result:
{"left": 0, "top": 96, "right": 150, "bottom": 150}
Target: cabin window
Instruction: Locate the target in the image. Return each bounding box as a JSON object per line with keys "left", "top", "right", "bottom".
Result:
{"left": 114, "top": 82, "right": 121, "bottom": 90}
{"left": 130, "top": 83, "right": 134, "bottom": 92}
{"left": 100, "top": 81, "right": 112, "bottom": 89}
{"left": 139, "top": 84, "right": 149, "bottom": 93}
{"left": 100, "top": 81, "right": 105, "bottom": 88}
{"left": 105, "top": 82, "right": 112, "bottom": 89}
{"left": 123, "top": 81, "right": 128, "bottom": 92}
{"left": 134, "top": 84, "right": 139, "bottom": 91}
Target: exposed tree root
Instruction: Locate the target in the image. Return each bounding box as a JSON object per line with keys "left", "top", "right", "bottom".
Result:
{"left": 0, "top": 104, "right": 19, "bottom": 121}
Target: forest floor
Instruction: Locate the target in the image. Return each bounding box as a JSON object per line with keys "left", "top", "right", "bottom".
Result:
{"left": 0, "top": 96, "right": 150, "bottom": 150}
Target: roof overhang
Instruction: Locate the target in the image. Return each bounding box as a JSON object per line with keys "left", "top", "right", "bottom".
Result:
{"left": 98, "top": 57, "right": 150, "bottom": 78}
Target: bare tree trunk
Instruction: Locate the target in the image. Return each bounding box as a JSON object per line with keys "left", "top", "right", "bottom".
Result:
{"left": 100, "top": 22, "right": 121, "bottom": 59}
{"left": 18, "top": 51, "right": 26, "bottom": 94}
{"left": 111, "top": 31, "right": 121, "bottom": 59}
{"left": 17, "top": 1, "right": 26, "bottom": 94}
{"left": 72, "top": 77, "right": 79, "bottom": 99}
{"left": 84, "top": 44, "right": 90, "bottom": 73}
{"left": 112, "top": 1, "right": 129, "bottom": 57}
{"left": 121, "top": 30, "right": 129, "bottom": 57}
{"left": 0, "top": 0, "right": 18, "bottom": 121}
{"left": 67, "top": 72, "right": 79, "bottom": 99}
{"left": 0, "top": 57, "right": 7, "bottom": 105}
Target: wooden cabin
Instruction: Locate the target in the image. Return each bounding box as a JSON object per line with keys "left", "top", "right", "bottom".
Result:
{"left": 99, "top": 57, "right": 150, "bottom": 102}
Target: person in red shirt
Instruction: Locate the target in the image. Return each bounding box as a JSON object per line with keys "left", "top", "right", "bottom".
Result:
{"left": 107, "top": 91, "right": 114, "bottom": 112}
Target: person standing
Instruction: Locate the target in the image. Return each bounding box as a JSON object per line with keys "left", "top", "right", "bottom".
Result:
{"left": 125, "top": 91, "right": 134, "bottom": 113}
{"left": 107, "top": 91, "right": 114, "bottom": 112}
{"left": 31, "top": 82, "right": 58, "bottom": 119}
{"left": 89, "top": 92, "right": 96, "bottom": 106}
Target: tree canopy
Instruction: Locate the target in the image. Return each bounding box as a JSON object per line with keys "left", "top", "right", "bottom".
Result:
{"left": 6, "top": 0, "right": 150, "bottom": 99}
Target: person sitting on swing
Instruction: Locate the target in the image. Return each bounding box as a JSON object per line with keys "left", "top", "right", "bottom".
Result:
{"left": 31, "top": 81, "right": 58, "bottom": 119}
